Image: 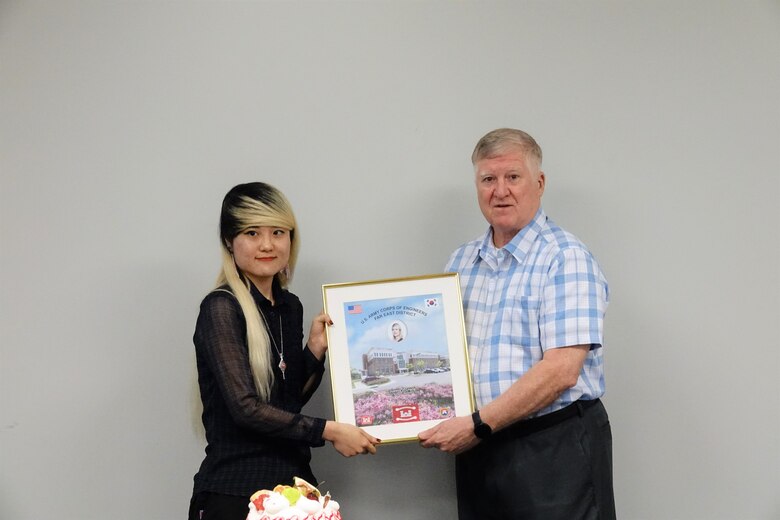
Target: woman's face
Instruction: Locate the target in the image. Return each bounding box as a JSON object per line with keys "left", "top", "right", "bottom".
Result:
{"left": 230, "top": 226, "right": 291, "bottom": 290}
{"left": 392, "top": 323, "right": 402, "bottom": 340}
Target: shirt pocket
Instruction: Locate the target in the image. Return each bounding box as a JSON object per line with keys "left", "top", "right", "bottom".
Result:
{"left": 505, "top": 296, "right": 542, "bottom": 352}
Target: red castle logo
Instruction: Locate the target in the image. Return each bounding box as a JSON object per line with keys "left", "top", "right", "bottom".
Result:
{"left": 392, "top": 404, "right": 420, "bottom": 423}
{"left": 357, "top": 415, "right": 375, "bottom": 426}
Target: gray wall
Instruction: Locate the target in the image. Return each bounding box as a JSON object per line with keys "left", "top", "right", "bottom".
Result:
{"left": 1, "top": 1, "right": 778, "bottom": 519}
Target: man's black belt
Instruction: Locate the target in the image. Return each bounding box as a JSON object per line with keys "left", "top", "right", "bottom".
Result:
{"left": 494, "top": 398, "right": 600, "bottom": 440}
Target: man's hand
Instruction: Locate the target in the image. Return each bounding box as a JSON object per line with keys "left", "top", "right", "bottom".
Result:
{"left": 418, "top": 415, "right": 480, "bottom": 454}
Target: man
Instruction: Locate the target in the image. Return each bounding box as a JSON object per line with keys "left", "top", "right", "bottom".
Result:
{"left": 419, "top": 128, "right": 615, "bottom": 520}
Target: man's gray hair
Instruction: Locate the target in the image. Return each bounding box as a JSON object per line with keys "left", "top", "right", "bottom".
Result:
{"left": 471, "top": 128, "right": 543, "bottom": 168}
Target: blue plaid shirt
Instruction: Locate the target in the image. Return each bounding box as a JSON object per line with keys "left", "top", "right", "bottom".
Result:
{"left": 447, "top": 209, "right": 609, "bottom": 417}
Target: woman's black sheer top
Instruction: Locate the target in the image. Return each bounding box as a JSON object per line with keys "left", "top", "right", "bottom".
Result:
{"left": 192, "top": 280, "right": 327, "bottom": 497}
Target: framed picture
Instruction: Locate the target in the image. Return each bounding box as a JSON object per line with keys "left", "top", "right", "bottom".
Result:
{"left": 322, "top": 273, "right": 474, "bottom": 444}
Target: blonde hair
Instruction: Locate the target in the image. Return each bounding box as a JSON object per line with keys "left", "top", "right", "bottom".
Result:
{"left": 216, "top": 182, "right": 299, "bottom": 401}
{"left": 471, "top": 128, "right": 543, "bottom": 171}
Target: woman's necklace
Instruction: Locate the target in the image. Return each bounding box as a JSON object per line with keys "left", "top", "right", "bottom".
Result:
{"left": 259, "top": 312, "right": 286, "bottom": 380}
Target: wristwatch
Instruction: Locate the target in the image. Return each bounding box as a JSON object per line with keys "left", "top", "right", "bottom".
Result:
{"left": 472, "top": 410, "right": 493, "bottom": 439}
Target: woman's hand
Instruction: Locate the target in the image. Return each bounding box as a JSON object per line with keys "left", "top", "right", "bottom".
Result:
{"left": 323, "top": 421, "right": 381, "bottom": 457}
{"left": 307, "top": 311, "right": 332, "bottom": 360}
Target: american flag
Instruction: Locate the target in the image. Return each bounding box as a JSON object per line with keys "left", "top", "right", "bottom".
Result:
{"left": 347, "top": 304, "right": 363, "bottom": 314}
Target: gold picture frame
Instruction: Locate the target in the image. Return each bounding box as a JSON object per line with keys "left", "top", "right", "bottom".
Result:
{"left": 322, "top": 273, "right": 474, "bottom": 444}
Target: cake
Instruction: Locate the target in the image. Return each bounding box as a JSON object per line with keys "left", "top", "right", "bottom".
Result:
{"left": 246, "top": 477, "right": 342, "bottom": 520}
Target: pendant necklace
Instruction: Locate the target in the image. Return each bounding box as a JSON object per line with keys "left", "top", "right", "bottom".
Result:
{"left": 260, "top": 312, "right": 286, "bottom": 380}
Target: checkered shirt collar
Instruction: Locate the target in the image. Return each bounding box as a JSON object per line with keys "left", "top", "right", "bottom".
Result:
{"left": 476, "top": 208, "right": 547, "bottom": 265}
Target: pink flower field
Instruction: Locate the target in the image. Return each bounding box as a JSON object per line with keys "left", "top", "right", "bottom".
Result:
{"left": 352, "top": 383, "right": 454, "bottom": 426}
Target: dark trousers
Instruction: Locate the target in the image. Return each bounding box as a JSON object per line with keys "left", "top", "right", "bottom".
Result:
{"left": 188, "top": 492, "right": 248, "bottom": 520}
{"left": 456, "top": 399, "right": 616, "bottom": 520}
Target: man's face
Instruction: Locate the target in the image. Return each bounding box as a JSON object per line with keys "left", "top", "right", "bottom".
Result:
{"left": 475, "top": 149, "right": 545, "bottom": 248}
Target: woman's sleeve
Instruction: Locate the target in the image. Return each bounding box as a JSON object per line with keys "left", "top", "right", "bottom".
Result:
{"left": 300, "top": 346, "right": 326, "bottom": 405}
{"left": 195, "top": 293, "right": 326, "bottom": 446}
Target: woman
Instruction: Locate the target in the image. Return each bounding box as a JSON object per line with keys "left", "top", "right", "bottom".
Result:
{"left": 189, "top": 182, "right": 380, "bottom": 520}
{"left": 391, "top": 321, "right": 405, "bottom": 342}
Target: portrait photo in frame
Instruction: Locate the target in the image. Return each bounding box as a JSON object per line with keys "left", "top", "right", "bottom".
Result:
{"left": 322, "top": 273, "right": 474, "bottom": 444}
